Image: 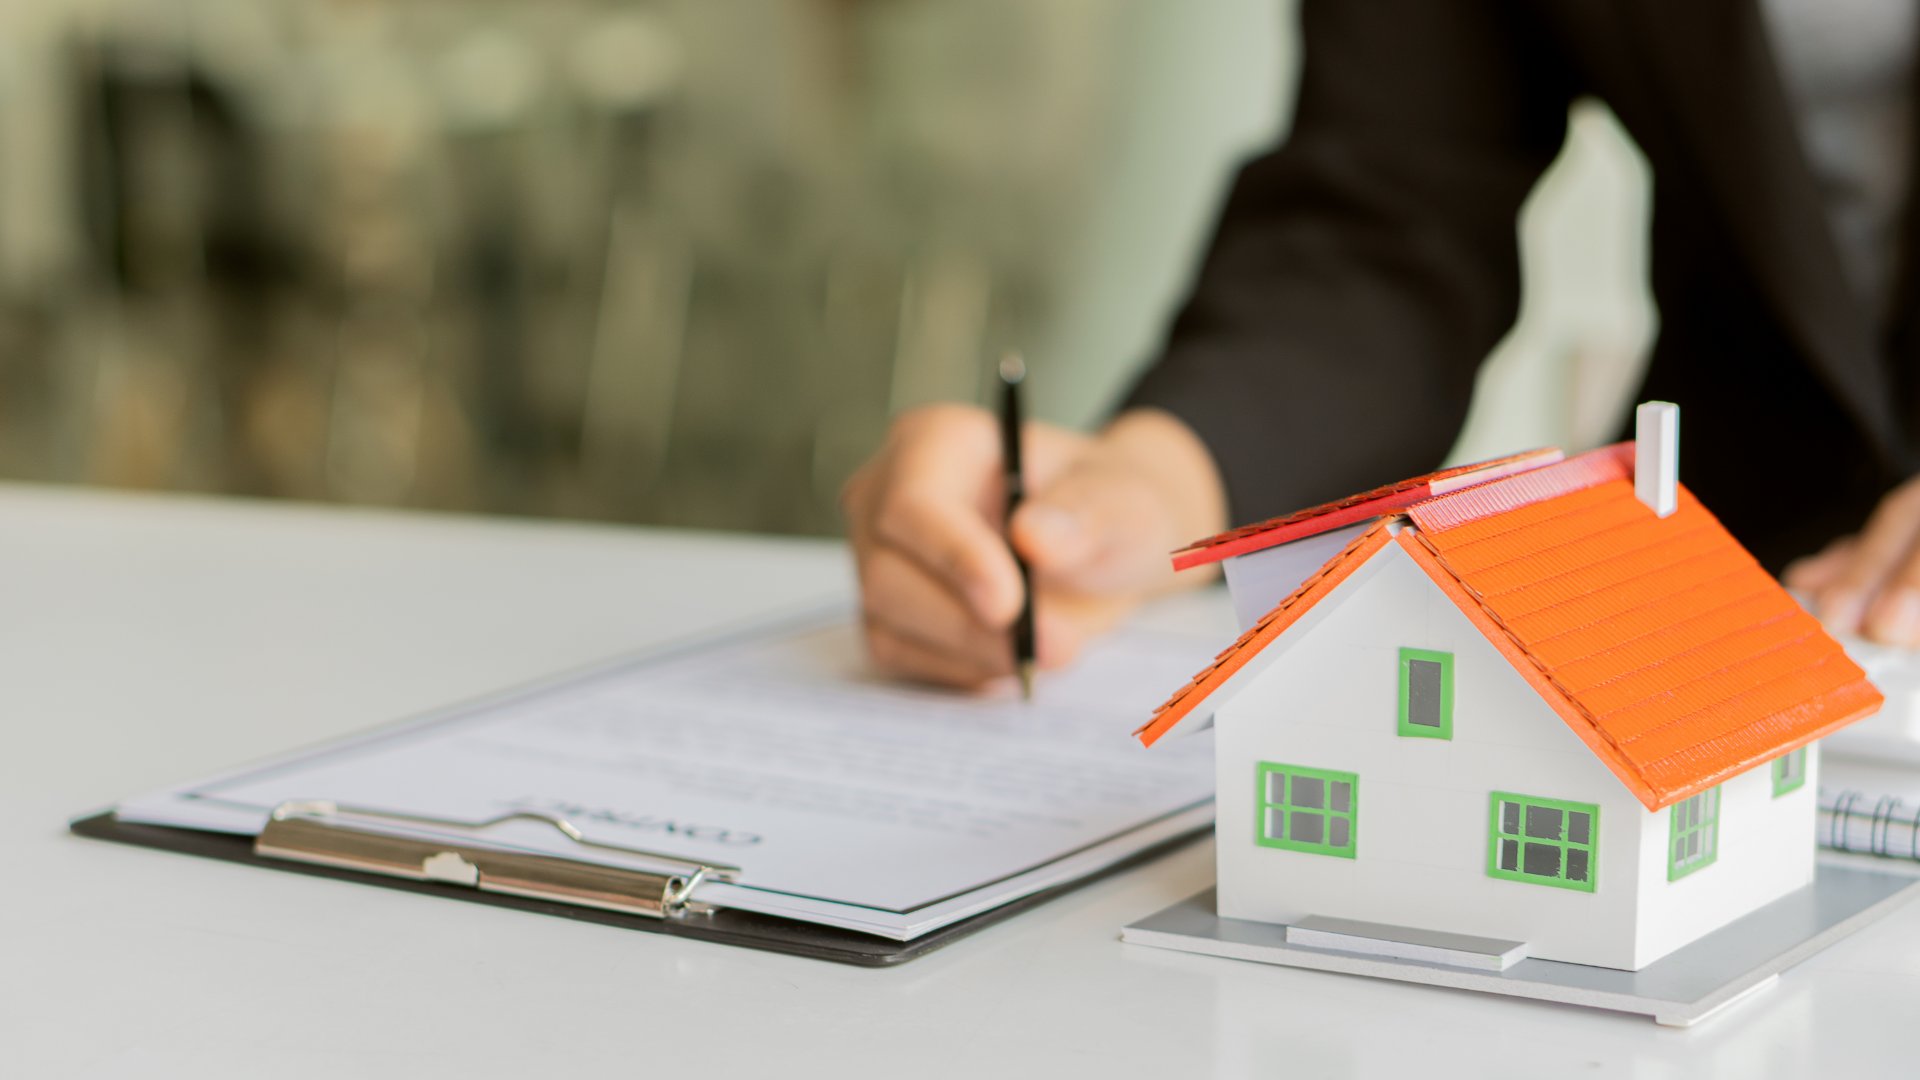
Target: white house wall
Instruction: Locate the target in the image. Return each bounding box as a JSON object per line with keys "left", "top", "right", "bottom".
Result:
{"left": 1212, "top": 537, "right": 1652, "bottom": 969}
{"left": 1629, "top": 746, "right": 1818, "bottom": 967}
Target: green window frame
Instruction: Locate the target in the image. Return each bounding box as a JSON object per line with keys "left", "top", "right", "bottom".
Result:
{"left": 1668, "top": 787, "right": 1721, "bottom": 881}
{"left": 1772, "top": 748, "right": 1808, "bottom": 797}
{"left": 1486, "top": 791, "right": 1598, "bottom": 892}
{"left": 1397, "top": 647, "right": 1454, "bottom": 740}
{"left": 1256, "top": 762, "right": 1357, "bottom": 858}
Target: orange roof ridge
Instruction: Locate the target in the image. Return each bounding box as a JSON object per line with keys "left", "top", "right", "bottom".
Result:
{"left": 1135, "top": 522, "right": 1394, "bottom": 747}
{"left": 1405, "top": 443, "right": 1632, "bottom": 535}
{"left": 1169, "top": 448, "right": 1562, "bottom": 571}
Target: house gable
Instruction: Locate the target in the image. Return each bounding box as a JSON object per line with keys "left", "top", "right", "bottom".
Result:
{"left": 1211, "top": 537, "right": 1647, "bottom": 968}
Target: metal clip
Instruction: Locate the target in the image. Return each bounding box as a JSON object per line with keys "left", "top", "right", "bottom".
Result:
{"left": 256, "top": 801, "right": 737, "bottom": 919}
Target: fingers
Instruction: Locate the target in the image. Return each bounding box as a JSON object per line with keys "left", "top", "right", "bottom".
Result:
{"left": 859, "top": 578, "right": 1134, "bottom": 687}
{"left": 842, "top": 403, "right": 1206, "bottom": 688}
{"left": 1031, "top": 591, "right": 1136, "bottom": 670}
{"left": 1865, "top": 581, "right": 1920, "bottom": 646}
{"left": 842, "top": 404, "right": 1038, "bottom": 688}
{"left": 844, "top": 405, "right": 1025, "bottom": 627}
{"left": 863, "top": 620, "right": 1004, "bottom": 690}
{"left": 1783, "top": 537, "right": 1856, "bottom": 595}
{"left": 1009, "top": 460, "right": 1178, "bottom": 597}
{"left": 1861, "top": 525, "right": 1920, "bottom": 644}
{"left": 858, "top": 547, "right": 1014, "bottom": 676}
{"left": 870, "top": 488, "right": 1023, "bottom": 627}
{"left": 1018, "top": 423, "right": 1102, "bottom": 491}
{"left": 1813, "top": 480, "right": 1920, "bottom": 634}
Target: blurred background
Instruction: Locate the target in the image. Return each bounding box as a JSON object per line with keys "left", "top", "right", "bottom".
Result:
{"left": 0, "top": 0, "right": 1655, "bottom": 536}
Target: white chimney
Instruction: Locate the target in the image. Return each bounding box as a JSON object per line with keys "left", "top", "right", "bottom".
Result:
{"left": 1635, "top": 401, "right": 1679, "bottom": 518}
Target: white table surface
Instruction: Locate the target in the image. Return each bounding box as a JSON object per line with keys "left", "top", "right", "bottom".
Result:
{"left": 5, "top": 482, "right": 1920, "bottom": 1079}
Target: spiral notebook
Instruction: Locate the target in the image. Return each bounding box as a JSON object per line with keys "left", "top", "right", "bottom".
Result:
{"left": 1818, "top": 756, "right": 1920, "bottom": 868}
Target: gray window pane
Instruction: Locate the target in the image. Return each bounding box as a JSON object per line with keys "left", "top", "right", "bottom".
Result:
{"left": 1330, "top": 781, "right": 1351, "bottom": 813}
{"left": 1329, "top": 817, "right": 1351, "bottom": 849}
{"left": 1705, "top": 788, "right": 1718, "bottom": 816}
{"left": 1676, "top": 801, "right": 1693, "bottom": 830}
{"left": 1523, "top": 842, "right": 1561, "bottom": 878}
{"left": 1406, "top": 658, "right": 1445, "bottom": 727}
{"left": 1266, "top": 772, "right": 1285, "bottom": 804}
{"left": 1292, "top": 776, "right": 1325, "bottom": 809}
{"left": 1567, "top": 811, "right": 1591, "bottom": 846}
{"left": 1265, "top": 808, "right": 1283, "bottom": 841}
{"left": 1525, "top": 805, "right": 1563, "bottom": 841}
{"left": 1291, "top": 812, "right": 1325, "bottom": 844}
{"left": 1565, "top": 848, "right": 1590, "bottom": 882}
{"left": 1499, "top": 839, "right": 1519, "bottom": 871}
{"left": 1501, "top": 801, "right": 1519, "bottom": 834}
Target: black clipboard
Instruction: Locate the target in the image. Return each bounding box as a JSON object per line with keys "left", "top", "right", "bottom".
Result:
{"left": 70, "top": 811, "right": 1203, "bottom": 967}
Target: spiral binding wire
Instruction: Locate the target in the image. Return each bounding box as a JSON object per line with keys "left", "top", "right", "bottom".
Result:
{"left": 1820, "top": 790, "right": 1920, "bottom": 861}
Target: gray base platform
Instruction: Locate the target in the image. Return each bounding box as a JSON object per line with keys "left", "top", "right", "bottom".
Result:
{"left": 1121, "top": 862, "right": 1920, "bottom": 1027}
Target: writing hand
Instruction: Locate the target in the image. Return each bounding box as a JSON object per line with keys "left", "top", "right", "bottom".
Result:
{"left": 841, "top": 406, "right": 1227, "bottom": 688}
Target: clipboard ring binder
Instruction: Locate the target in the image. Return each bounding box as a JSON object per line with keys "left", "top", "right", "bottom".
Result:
{"left": 256, "top": 801, "right": 739, "bottom": 919}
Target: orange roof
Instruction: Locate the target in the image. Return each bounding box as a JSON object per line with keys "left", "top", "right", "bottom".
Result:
{"left": 1170, "top": 448, "right": 1562, "bottom": 571}
{"left": 1140, "top": 445, "right": 1883, "bottom": 811}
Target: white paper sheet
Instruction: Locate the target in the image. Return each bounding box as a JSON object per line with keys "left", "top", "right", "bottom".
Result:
{"left": 116, "top": 611, "right": 1221, "bottom": 938}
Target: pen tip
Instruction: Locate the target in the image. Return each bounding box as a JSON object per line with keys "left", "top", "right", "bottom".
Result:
{"left": 999, "top": 350, "right": 1026, "bottom": 385}
{"left": 1018, "top": 662, "right": 1035, "bottom": 701}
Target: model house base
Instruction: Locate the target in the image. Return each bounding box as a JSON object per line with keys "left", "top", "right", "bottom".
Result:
{"left": 1122, "top": 862, "right": 1920, "bottom": 1027}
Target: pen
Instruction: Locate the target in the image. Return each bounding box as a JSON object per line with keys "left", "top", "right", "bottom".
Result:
{"left": 998, "top": 351, "right": 1037, "bottom": 700}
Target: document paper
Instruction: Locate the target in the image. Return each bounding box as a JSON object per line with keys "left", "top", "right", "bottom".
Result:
{"left": 116, "top": 611, "right": 1221, "bottom": 939}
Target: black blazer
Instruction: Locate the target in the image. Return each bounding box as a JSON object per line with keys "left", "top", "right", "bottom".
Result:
{"left": 1125, "top": 0, "right": 1918, "bottom": 571}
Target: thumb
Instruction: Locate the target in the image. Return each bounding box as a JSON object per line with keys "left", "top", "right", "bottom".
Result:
{"left": 1009, "top": 461, "right": 1177, "bottom": 596}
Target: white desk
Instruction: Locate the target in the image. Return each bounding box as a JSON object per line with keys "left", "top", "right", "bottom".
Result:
{"left": 5, "top": 483, "right": 1918, "bottom": 1079}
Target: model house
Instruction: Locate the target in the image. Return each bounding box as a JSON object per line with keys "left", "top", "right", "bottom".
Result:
{"left": 1136, "top": 404, "right": 1882, "bottom": 971}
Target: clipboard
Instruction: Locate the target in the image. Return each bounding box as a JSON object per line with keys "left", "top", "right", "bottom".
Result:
{"left": 69, "top": 803, "right": 1204, "bottom": 967}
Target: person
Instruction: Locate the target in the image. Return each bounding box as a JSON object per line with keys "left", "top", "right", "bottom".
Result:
{"left": 843, "top": 0, "right": 1920, "bottom": 688}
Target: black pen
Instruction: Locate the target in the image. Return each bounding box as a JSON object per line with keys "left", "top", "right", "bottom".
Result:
{"left": 998, "top": 351, "right": 1036, "bottom": 700}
